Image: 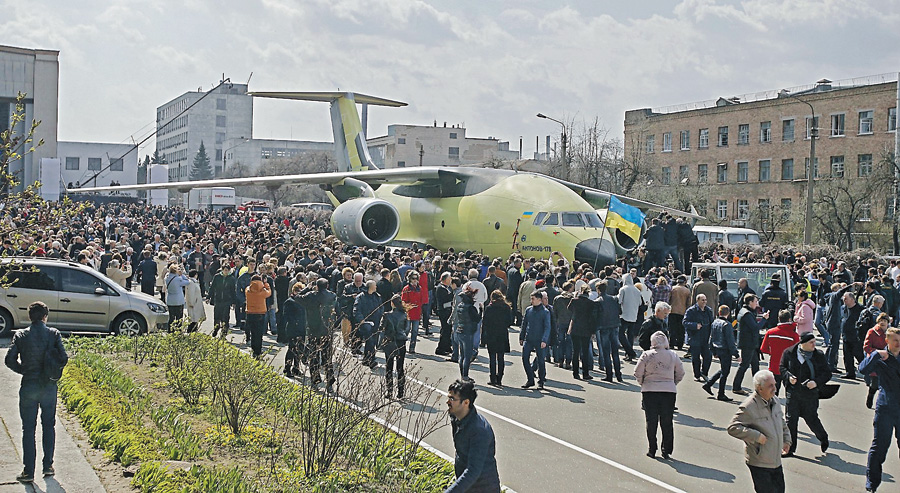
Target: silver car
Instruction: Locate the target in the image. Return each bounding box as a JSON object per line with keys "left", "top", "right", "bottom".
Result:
{"left": 0, "top": 257, "right": 169, "bottom": 336}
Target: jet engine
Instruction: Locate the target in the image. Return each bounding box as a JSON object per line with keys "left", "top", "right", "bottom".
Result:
{"left": 331, "top": 198, "right": 401, "bottom": 247}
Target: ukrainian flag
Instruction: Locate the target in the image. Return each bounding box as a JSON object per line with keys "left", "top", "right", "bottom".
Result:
{"left": 605, "top": 196, "right": 645, "bottom": 243}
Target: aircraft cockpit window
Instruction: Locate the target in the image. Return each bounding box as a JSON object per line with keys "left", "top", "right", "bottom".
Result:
{"left": 543, "top": 213, "right": 559, "bottom": 226}
{"left": 584, "top": 213, "right": 604, "bottom": 228}
{"left": 562, "top": 213, "right": 585, "bottom": 227}
{"left": 532, "top": 212, "right": 547, "bottom": 225}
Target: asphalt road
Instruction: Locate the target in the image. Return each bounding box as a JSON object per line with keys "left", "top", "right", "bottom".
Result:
{"left": 192, "top": 305, "right": 895, "bottom": 493}
{"left": 7, "top": 303, "right": 890, "bottom": 493}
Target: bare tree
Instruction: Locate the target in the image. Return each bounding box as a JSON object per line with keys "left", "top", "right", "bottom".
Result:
{"left": 814, "top": 177, "right": 877, "bottom": 250}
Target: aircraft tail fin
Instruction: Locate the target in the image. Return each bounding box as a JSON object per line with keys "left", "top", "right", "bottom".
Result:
{"left": 250, "top": 91, "right": 407, "bottom": 172}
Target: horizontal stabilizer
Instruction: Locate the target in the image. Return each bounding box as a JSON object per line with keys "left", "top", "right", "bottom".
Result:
{"left": 249, "top": 91, "right": 407, "bottom": 107}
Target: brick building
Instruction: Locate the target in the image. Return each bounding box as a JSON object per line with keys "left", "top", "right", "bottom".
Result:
{"left": 624, "top": 74, "right": 899, "bottom": 243}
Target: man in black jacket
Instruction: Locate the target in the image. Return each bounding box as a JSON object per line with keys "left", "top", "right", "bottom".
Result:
{"left": 435, "top": 272, "right": 455, "bottom": 356}
{"left": 639, "top": 302, "right": 670, "bottom": 351}
{"left": 780, "top": 333, "right": 832, "bottom": 456}
{"left": 760, "top": 275, "right": 788, "bottom": 329}
{"left": 841, "top": 288, "right": 866, "bottom": 379}
{"left": 5, "top": 302, "right": 69, "bottom": 483}
{"left": 506, "top": 258, "right": 524, "bottom": 325}
{"left": 644, "top": 218, "right": 665, "bottom": 270}
{"left": 298, "top": 279, "right": 337, "bottom": 389}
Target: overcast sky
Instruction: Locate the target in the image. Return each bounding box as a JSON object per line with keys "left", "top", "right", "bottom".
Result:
{"left": 2, "top": 0, "right": 899, "bottom": 158}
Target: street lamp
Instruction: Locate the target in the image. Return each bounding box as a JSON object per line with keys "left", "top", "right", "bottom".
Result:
{"left": 537, "top": 113, "right": 568, "bottom": 181}
{"left": 222, "top": 137, "right": 249, "bottom": 177}
{"left": 779, "top": 90, "right": 817, "bottom": 245}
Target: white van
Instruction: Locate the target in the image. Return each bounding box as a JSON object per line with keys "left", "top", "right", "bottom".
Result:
{"left": 688, "top": 262, "right": 794, "bottom": 305}
{"left": 693, "top": 226, "right": 762, "bottom": 248}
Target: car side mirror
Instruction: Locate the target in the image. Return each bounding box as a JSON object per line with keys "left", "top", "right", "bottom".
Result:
{"left": 94, "top": 287, "right": 106, "bottom": 296}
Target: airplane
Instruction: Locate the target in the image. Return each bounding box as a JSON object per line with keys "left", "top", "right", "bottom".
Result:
{"left": 75, "top": 91, "right": 700, "bottom": 270}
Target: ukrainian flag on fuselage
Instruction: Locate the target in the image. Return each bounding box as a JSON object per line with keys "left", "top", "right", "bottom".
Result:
{"left": 605, "top": 196, "right": 645, "bottom": 243}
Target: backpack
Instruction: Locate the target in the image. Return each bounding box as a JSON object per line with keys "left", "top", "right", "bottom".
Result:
{"left": 856, "top": 307, "right": 877, "bottom": 335}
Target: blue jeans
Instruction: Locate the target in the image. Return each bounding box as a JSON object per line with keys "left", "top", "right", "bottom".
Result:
{"left": 450, "top": 328, "right": 460, "bottom": 362}
{"left": 19, "top": 382, "right": 57, "bottom": 475}
{"left": 867, "top": 404, "right": 900, "bottom": 491}
{"left": 472, "top": 321, "right": 482, "bottom": 359}
{"left": 458, "top": 331, "right": 474, "bottom": 378}
{"left": 266, "top": 307, "right": 277, "bottom": 335}
{"left": 826, "top": 325, "right": 842, "bottom": 369}
{"left": 663, "top": 245, "right": 683, "bottom": 271}
{"left": 554, "top": 328, "right": 573, "bottom": 364}
{"left": 814, "top": 306, "right": 829, "bottom": 345}
{"left": 522, "top": 341, "right": 546, "bottom": 384}
{"left": 408, "top": 320, "right": 421, "bottom": 351}
{"left": 596, "top": 327, "right": 621, "bottom": 377}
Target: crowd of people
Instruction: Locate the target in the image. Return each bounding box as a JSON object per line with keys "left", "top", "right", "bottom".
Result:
{"left": 4, "top": 202, "right": 900, "bottom": 492}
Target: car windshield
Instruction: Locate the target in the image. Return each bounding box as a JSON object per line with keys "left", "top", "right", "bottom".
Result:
{"left": 718, "top": 265, "right": 790, "bottom": 298}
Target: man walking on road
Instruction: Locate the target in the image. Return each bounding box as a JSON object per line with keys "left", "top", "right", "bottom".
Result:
{"left": 520, "top": 291, "right": 551, "bottom": 390}
{"left": 445, "top": 379, "right": 501, "bottom": 493}
{"left": 859, "top": 327, "right": 900, "bottom": 492}
{"left": 779, "top": 332, "right": 832, "bottom": 457}
{"left": 728, "top": 370, "right": 792, "bottom": 493}
{"left": 5, "top": 301, "right": 69, "bottom": 484}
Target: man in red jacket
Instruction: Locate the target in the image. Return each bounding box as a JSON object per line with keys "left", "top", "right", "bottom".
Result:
{"left": 761, "top": 309, "right": 800, "bottom": 395}
{"left": 864, "top": 312, "right": 890, "bottom": 409}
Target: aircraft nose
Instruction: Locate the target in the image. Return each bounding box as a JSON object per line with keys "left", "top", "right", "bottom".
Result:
{"left": 574, "top": 238, "right": 617, "bottom": 271}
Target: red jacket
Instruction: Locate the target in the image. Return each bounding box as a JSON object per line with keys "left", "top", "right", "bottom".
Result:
{"left": 864, "top": 327, "right": 888, "bottom": 376}
{"left": 401, "top": 284, "right": 428, "bottom": 321}
{"left": 760, "top": 323, "right": 799, "bottom": 375}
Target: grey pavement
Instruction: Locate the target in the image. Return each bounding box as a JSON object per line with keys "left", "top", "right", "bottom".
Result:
{"left": 0, "top": 345, "right": 106, "bottom": 493}
{"left": 195, "top": 302, "right": 898, "bottom": 493}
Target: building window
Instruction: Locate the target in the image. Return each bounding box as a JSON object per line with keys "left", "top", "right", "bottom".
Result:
{"left": 716, "top": 200, "right": 728, "bottom": 220}
{"left": 87, "top": 157, "right": 102, "bottom": 171}
{"left": 859, "top": 203, "right": 871, "bottom": 221}
{"left": 890, "top": 107, "right": 897, "bottom": 131}
{"left": 717, "top": 163, "right": 727, "bottom": 183}
{"left": 679, "top": 165, "right": 689, "bottom": 182}
{"left": 65, "top": 157, "right": 80, "bottom": 170}
{"left": 806, "top": 116, "right": 819, "bottom": 139}
{"left": 698, "top": 164, "right": 708, "bottom": 183}
{"left": 782, "top": 119, "right": 795, "bottom": 141}
{"left": 662, "top": 132, "right": 672, "bottom": 152}
{"left": 759, "top": 160, "right": 770, "bottom": 182}
{"left": 449, "top": 132, "right": 458, "bottom": 139}
{"left": 758, "top": 199, "right": 770, "bottom": 220}
{"left": 216, "top": 115, "right": 226, "bottom": 127}
{"left": 831, "top": 113, "right": 845, "bottom": 136}
{"left": 737, "top": 161, "right": 749, "bottom": 182}
{"left": 717, "top": 126, "right": 729, "bottom": 146}
{"left": 646, "top": 135, "right": 655, "bottom": 153}
{"left": 397, "top": 161, "right": 406, "bottom": 167}
{"left": 215, "top": 132, "right": 225, "bottom": 144}
{"left": 859, "top": 154, "right": 873, "bottom": 177}
{"left": 448, "top": 147, "right": 459, "bottom": 158}
{"left": 662, "top": 167, "right": 671, "bottom": 185}
{"left": 398, "top": 138, "right": 406, "bottom": 144}
{"left": 110, "top": 158, "right": 123, "bottom": 171}
{"left": 831, "top": 155, "right": 845, "bottom": 178}
{"left": 216, "top": 98, "right": 226, "bottom": 110}
{"left": 781, "top": 198, "right": 792, "bottom": 219}
{"left": 699, "top": 128, "right": 709, "bottom": 148}
{"left": 859, "top": 110, "right": 874, "bottom": 134}
{"left": 215, "top": 149, "right": 222, "bottom": 161}
{"left": 737, "top": 199, "right": 749, "bottom": 220}
{"left": 738, "top": 124, "right": 749, "bottom": 145}
{"left": 804, "top": 157, "right": 820, "bottom": 179}
{"left": 781, "top": 158, "right": 794, "bottom": 180}
{"left": 760, "top": 121, "right": 771, "bottom": 143}
{"left": 680, "top": 130, "right": 690, "bottom": 150}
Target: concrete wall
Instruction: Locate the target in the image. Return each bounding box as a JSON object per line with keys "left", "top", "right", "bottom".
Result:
{"left": 57, "top": 141, "right": 139, "bottom": 193}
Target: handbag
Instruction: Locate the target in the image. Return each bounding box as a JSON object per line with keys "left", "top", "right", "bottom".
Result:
{"left": 818, "top": 384, "right": 840, "bottom": 400}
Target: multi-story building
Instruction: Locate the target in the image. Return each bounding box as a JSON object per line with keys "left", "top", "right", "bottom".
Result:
{"left": 0, "top": 44, "right": 59, "bottom": 193}
{"left": 155, "top": 81, "right": 252, "bottom": 181}
{"left": 223, "top": 138, "right": 333, "bottom": 176}
{"left": 367, "top": 123, "right": 518, "bottom": 168}
{"left": 57, "top": 141, "right": 139, "bottom": 192}
{"left": 625, "top": 75, "right": 899, "bottom": 240}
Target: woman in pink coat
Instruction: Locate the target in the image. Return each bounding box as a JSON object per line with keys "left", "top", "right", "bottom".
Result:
{"left": 793, "top": 290, "right": 816, "bottom": 335}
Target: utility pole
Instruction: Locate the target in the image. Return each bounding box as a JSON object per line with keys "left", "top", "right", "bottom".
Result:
{"left": 779, "top": 90, "right": 817, "bottom": 245}
{"left": 537, "top": 113, "right": 568, "bottom": 181}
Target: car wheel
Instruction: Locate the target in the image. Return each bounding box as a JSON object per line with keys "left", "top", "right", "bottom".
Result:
{"left": 112, "top": 313, "right": 146, "bottom": 337}
{"left": 0, "top": 309, "right": 12, "bottom": 336}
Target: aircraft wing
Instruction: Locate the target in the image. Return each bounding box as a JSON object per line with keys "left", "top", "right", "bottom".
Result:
{"left": 74, "top": 167, "right": 443, "bottom": 193}
{"left": 551, "top": 179, "right": 704, "bottom": 220}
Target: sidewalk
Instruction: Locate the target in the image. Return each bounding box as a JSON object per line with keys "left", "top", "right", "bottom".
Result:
{"left": 0, "top": 346, "right": 106, "bottom": 493}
